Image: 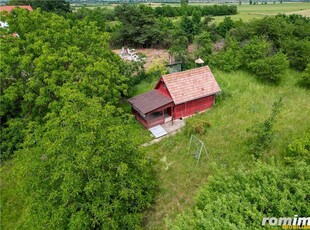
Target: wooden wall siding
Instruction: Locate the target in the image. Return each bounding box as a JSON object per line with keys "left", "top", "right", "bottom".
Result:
{"left": 173, "top": 95, "right": 215, "bottom": 119}
{"left": 156, "top": 80, "right": 171, "bottom": 98}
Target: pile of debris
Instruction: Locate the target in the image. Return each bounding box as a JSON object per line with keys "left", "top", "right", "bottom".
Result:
{"left": 119, "top": 47, "right": 141, "bottom": 62}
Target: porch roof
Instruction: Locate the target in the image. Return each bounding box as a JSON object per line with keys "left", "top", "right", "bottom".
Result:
{"left": 128, "top": 89, "right": 173, "bottom": 114}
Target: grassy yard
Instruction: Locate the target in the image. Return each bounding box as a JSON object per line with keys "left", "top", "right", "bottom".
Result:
{"left": 139, "top": 69, "right": 310, "bottom": 229}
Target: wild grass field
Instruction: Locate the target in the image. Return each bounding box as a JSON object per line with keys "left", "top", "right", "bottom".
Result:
{"left": 72, "top": 2, "right": 310, "bottom": 23}
{"left": 136, "top": 69, "right": 310, "bottom": 229}
{"left": 213, "top": 2, "right": 310, "bottom": 23}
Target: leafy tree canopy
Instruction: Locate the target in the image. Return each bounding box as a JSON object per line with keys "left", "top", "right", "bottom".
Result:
{"left": 2, "top": 90, "right": 156, "bottom": 229}
{"left": 1, "top": 9, "right": 128, "bottom": 158}
{"left": 0, "top": 9, "right": 156, "bottom": 229}
{"left": 7, "top": 0, "right": 70, "bottom": 14}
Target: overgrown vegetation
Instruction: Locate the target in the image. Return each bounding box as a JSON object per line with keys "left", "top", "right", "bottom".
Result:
{"left": 168, "top": 155, "right": 310, "bottom": 229}
{"left": 143, "top": 70, "right": 310, "bottom": 229}
{"left": 1, "top": 2, "right": 310, "bottom": 229}
{"left": 0, "top": 8, "right": 155, "bottom": 229}
{"left": 247, "top": 97, "right": 283, "bottom": 159}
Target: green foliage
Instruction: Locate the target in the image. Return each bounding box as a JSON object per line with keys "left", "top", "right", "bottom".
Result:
{"left": 146, "top": 61, "right": 167, "bottom": 80}
{"left": 286, "top": 131, "right": 310, "bottom": 164}
{"left": 191, "top": 10, "right": 202, "bottom": 35}
{"left": 301, "top": 63, "right": 310, "bottom": 87}
{"left": 217, "top": 17, "right": 235, "bottom": 38}
{"left": 168, "top": 159, "right": 310, "bottom": 229}
{"left": 248, "top": 52, "right": 289, "bottom": 84}
{"left": 169, "top": 30, "right": 189, "bottom": 63}
{"left": 193, "top": 31, "right": 213, "bottom": 63}
{"left": 1, "top": 9, "right": 156, "bottom": 228}
{"left": 0, "top": 9, "right": 128, "bottom": 159}
{"left": 2, "top": 92, "right": 156, "bottom": 229}
{"left": 8, "top": 0, "right": 71, "bottom": 14}
{"left": 180, "top": 0, "right": 189, "bottom": 6}
{"left": 114, "top": 4, "right": 168, "bottom": 48}
{"left": 180, "top": 14, "right": 194, "bottom": 42}
{"left": 228, "top": 15, "right": 309, "bottom": 73}
{"left": 66, "top": 7, "right": 114, "bottom": 31}
{"left": 183, "top": 118, "right": 211, "bottom": 137}
{"left": 241, "top": 37, "right": 289, "bottom": 83}
{"left": 281, "top": 38, "right": 310, "bottom": 71}
{"left": 251, "top": 16, "right": 293, "bottom": 48}
{"left": 210, "top": 38, "right": 242, "bottom": 72}
{"left": 247, "top": 98, "right": 283, "bottom": 159}
{"left": 241, "top": 37, "right": 272, "bottom": 66}
{"left": 153, "top": 5, "right": 237, "bottom": 18}
{"left": 210, "top": 48, "right": 241, "bottom": 72}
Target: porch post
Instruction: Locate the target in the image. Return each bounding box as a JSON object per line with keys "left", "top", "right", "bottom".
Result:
{"left": 171, "top": 106, "right": 174, "bottom": 125}
{"left": 162, "top": 110, "right": 164, "bottom": 123}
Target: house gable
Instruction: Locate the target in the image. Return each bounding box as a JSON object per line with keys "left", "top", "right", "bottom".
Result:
{"left": 154, "top": 78, "right": 172, "bottom": 98}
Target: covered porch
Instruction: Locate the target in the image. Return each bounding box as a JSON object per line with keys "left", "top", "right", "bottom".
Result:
{"left": 128, "top": 89, "right": 174, "bottom": 128}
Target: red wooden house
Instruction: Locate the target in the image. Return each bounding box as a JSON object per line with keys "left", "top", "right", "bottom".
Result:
{"left": 128, "top": 66, "right": 221, "bottom": 128}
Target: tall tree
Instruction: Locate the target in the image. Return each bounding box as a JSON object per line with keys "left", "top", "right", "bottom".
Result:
{"left": 2, "top": 90, "right": 156, "bottom": 229}
{"left": 7, "top": 0, "right": 70, "bottom": 14}
{"left": 0, "top": 8, "right": 156, "bottom": 229}
{"left": 180, "top": 14, "right": 194, "bottom": 42}
{"left": 193, "top": 31, "right": 213, "bottom": 63}
{"left": 0, "top": 9, "right": 128, "bottom": 159}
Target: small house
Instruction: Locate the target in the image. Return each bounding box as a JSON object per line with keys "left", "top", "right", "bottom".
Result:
{"left": 128, "top": 66, "right": 221, "bottom": 128}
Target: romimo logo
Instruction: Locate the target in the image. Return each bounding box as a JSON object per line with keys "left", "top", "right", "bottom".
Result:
{"left": 262, "top": 215, "right": 310, "bottom": 229}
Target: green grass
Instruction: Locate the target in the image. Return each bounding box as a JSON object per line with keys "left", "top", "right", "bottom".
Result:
{"left": 213, "top": 2, "right": 310, "bottom": 23}
{"left": 141, "top": 69, "right": 310, "bottom": 229}
{"left": 131, "top": 80, "right": 156, "bottom": 96}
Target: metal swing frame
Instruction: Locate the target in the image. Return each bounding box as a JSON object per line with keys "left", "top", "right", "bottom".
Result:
{"left": 188, "top": 134, "right": 208, "bottom": 165}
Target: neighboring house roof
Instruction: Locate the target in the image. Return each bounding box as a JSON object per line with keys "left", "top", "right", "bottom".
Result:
{"left": 161, "top": 66, "right": 221, "bottom": 105}
{"left": 128, "top": 89, "right": 173, "bottom": 114}
{"left": 0, "top": 5, "right": 33, "bottom": 13}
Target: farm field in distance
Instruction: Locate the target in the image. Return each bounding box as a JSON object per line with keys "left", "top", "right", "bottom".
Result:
{"left": 71, "top": 2, "right": 310, "bottom": 23}
{"left": 213, "top": 2, "right": 310, "bottom": 23}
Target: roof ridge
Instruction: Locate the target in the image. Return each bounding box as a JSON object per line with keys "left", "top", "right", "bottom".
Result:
{"left": 162, "top": 65, "right": 210, "bottom": 79}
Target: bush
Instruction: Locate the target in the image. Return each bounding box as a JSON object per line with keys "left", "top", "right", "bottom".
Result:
{"left": 301, "top": 63, "right": 310, "bottom": 87}
{"left": 241, "top": 37, "right": 289, "bottom": 83}
{"left": 282, "top": 39, "right": 310, "bottom": 71}
{"left": 168, "top": 160, "right": 310, "bottom": 230}
{"left": 184, "top": 118, "right": 211, "bottom": 136}
{"left": 210, "top": 48, "right": 242, "bottom": 72}
{"left": 247, "top": 53, "right": 289, "bottom": 84}
{"left": 286, "top": 131, "right": 310, "bottom": 164}
{"left": 247, "top": 98, "right": 283, "bottom": 159}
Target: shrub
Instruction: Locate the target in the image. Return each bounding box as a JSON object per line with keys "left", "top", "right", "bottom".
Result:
{"left": 247, "top": 53, "right": 289, "bottom": 84}
{"left": 210, "top": 48, "right": 242, "bottom": 72}
{"left": 184, "top": 118, "right": 211, "bottom": 136}
{"left": 301, "top": 63, "right": 310, "bottom": 87}
{"left": 286, "top": 131, "right": 310, "bottom": 164}
{"left": 168, "top": 160, "right": 310, "bottom": 229}
{"left": 247, "top": 98, "right": 283, "bottom": 159}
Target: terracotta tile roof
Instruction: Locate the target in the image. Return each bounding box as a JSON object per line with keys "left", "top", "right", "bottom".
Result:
{"left": 128, "top": 89, "right": 173, "bottom": 114}
{"left": 0, "top": 5, "right": 33, "bottom": 13}
{"left": 162, "top": 66, "right": 221, "bottom": 105}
